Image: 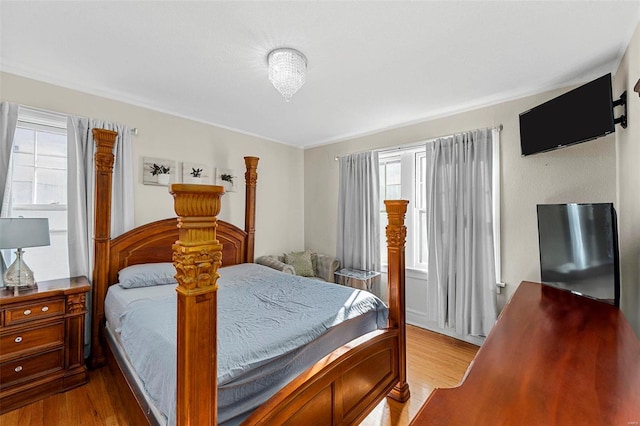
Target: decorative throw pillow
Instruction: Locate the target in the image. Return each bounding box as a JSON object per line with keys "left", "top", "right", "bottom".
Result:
{"left": 284, "top": 250, "right": 315, "bottom": 277}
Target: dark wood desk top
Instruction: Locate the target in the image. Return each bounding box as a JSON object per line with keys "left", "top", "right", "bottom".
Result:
{"left": 411, "top": 281, "right": 640, "bottom": 426}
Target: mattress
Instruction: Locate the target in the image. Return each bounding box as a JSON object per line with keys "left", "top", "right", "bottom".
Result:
{"left": 105, "top": 263, "right": 388, "bottom": 426}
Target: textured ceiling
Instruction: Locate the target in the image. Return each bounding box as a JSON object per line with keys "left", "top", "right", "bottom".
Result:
{"left": 1, "top": 1, "right": 639, "bottom": 148}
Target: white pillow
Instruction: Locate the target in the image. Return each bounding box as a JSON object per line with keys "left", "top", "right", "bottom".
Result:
{"left": 118, "top": 262, "right": 177, "bottom": 289}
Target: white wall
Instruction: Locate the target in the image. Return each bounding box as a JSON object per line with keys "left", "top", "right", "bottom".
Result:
{"left": 0, "top": 72, "right": 306, "bottom": 258}
{"left": 614, "top": 22, "right": 640, "bottom": 336}
{"left": 304, "top": 86, "right": 617, "bottom": 313}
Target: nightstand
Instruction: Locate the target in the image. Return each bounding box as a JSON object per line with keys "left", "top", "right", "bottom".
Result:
{"left": 0, "top": 276, "right": 90, "bottom": 414}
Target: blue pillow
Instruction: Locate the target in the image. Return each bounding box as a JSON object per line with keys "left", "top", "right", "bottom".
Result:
{"left": 118, "top": 262, "right": 177, "bottom": 289}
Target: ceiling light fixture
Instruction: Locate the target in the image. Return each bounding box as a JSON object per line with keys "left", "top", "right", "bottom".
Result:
{"left": 268, "top": 48, "right": 307, "bottom": 102}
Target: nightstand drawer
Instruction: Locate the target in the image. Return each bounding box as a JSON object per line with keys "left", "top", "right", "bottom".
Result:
{"left": 0, "top": 349, "right": 64, "bottom": 389}
{"left": 4, "top": 299, "right": 65, "bottom": 326}
{"left": 0, "top": 322, "right": 64, "bottom": 360}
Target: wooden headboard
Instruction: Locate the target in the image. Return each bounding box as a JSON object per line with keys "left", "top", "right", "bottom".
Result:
{"left": 105, "top": 217, "right": 250, "bottom": 286}
{"left": 89, "top": 128, "right": 259, "bottom": 367}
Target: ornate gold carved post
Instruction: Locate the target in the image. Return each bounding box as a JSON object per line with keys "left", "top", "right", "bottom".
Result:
{"left": 171, "top": 184, "right": 225, "bottom": 426}
{"left": 89, "top": 129, "right": 117, "bottom": 368}
{"left": 244, "top": 156, "right": 259, "bottom": 263}
{"left": 385, "top": 200, "right": 411, "bottom": 402}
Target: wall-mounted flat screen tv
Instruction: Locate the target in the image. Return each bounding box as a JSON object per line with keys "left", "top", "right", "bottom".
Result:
{"left": 520, "top": 74, "right": 615, "bottom": 156}
{"left": 537, "top": 203, "right": 619, "bottom": 306}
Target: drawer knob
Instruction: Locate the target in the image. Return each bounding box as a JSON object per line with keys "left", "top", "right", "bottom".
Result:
{"left": 14, "top": 336, "right": 22, "bottom": 343}
{"left": 23, "top": 309, "right": 31, "bottom": 315}
{"left": 41, "top": 306, "right": 49, "bottom": 312}
{"left": 14, "top": 366, "right": 23, "bottom": 373}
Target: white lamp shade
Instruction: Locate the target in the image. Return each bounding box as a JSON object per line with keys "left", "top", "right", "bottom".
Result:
{"left": 0, "top": 218, "right": 51, "bottom": 249}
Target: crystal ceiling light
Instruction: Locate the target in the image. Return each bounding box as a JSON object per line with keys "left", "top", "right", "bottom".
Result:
{"left": 268, "top": 48, "right": 307, "bottom": 102}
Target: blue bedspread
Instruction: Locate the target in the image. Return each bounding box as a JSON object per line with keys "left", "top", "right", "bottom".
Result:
{"left": 118, "top": 263, "right": 388, "bottom": 425}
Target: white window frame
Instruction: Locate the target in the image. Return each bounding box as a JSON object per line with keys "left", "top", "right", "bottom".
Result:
{"left": 379, "top": 154, "right": 401, "bottom": 266}
{"left": 379, "top": 146, "right": 426, "bottom": 272}
{"left": 414, "top": 150, "right": 427, "bottom": 270}
{"left": 3, "top": 108, "right": 69, "bottom": 281}
{"left": 12, "top": 120, "right": 67, "bottom": 208}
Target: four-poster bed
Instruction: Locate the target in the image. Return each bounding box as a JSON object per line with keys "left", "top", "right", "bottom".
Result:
{"left": 89, "top": 128, "right": 410, "bottom": 425}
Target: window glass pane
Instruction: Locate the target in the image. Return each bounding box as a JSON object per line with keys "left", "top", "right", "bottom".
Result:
{"left": 379, "top": 165, "right": 386, "bottom": 207}
{"left": 387, "top": 184, "right": 401, "bottom": 200}
{"left": 387, "top": 162, "right": 401, "bottom": 185}
{"left": 35, "top": 154, "right": 66, "bottom": 170}
{"left": 417, "top": 154, "right": 427, "bottom": 209}
{"left": 38, "top": 209, "right": 67, "bottom": 231}
{"left": 27, "top": 232, "right": 70, "bottom": 280}
{"left": 13, "top": 151, "right": 34, "bottom": 167}
{"left": 380, "top": 213, "right": 388, "bottom": 265}
{"left": 12, "top": 164, "right": 33, "bottom": 181}
{"left": 13, "top": 128, "right": 34, "bottom": 153}
{"left": 37, "top": 132, "right": 66, "bottom": 157}
{"left": 418, "top": 210, "right": 427, "bottom": 265}
{"left": 10, "top": 182, "right": 32, "bottom": 204}
{"left": 35, "top": 168, "right": 66, "bottom": 204}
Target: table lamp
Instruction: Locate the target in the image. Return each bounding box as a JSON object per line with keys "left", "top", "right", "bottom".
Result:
{"left": 0, "top": 218, "right": 50, "bottom": 289}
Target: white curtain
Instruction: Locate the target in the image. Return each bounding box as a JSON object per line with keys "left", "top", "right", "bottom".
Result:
{"left": 425, "top": 128, "right": 497, "bottom": 337}
{"left": 67, "top": 117, "right": 134, "bottom": 276}
{"left": 0, "top": 102, "right": 19, "bottom": 273}
{"left": 67, "top": 117, "right": 134, "bottom": 354}
{"left": 337, "top": 151, "right": 380, "bottom": 274}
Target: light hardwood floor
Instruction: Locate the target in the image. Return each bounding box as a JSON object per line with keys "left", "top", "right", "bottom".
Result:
{"left": 361, "top": 325, "right": 479, "bottom": 425}
{"left": 0, "top": 326, "right": 478, "bottom": 426}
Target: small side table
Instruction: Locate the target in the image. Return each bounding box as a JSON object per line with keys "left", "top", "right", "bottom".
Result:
{"left": 334, "top": 268, "right": 381, "bottom": 292}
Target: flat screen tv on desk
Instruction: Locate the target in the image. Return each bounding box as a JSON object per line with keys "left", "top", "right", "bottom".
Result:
{"left": 537, "top": 203, "right": 620, "bottom": 306}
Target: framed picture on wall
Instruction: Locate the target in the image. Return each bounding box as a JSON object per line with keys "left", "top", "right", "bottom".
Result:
{"left": 182, "top": 162, "right": 212, "bottom": 184}
{"left": 215, "top": 168, "right": 237, "bottom": 192}
{"left": 143, "top": 157, "right": 177, "bottom": 186}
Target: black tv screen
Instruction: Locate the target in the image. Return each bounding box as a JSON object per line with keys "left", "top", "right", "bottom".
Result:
{"left": 520, "top": 74, "right": 615, "bottom": 156}
{"left": 537, "top": 203, "right": 619, "bottom": 306}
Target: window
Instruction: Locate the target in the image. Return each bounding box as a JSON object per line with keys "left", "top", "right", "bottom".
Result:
{"left": 415, "top": 151, "right": 427, "bottom": 266}
{"left": 379, "top": 147, "right": 426, "bottom": 270}
{"left": 2, "top": 108, "right": 69, "bottom": 281}
{"left": 379, "top": 155, "right": 401, "bottom": 266}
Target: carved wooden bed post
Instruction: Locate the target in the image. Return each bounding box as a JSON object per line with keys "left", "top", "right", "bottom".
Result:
{"left": 170, "top": 184, "right": 225, "bottom": 426}
{"left": 244, "top": 156, "right": 259, "bottom": 263}
{"left": 385, "top": 200, "right": 411, "bottom": 402}
{"left": 90, "top": 128, "right": 117, "bottom": 368}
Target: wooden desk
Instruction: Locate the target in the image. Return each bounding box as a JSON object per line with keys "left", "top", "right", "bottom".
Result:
{"left": 411, "top": 281, "right": 640, "bottom": 425}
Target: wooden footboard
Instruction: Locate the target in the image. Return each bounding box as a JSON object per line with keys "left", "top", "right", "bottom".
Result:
{"left": 243, "top": 201, "right": 409, "bottom": 425}
{"left": 244, "top": 330, "right": 400, "bottom": 425}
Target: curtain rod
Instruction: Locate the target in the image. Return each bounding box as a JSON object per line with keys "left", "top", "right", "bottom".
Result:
{"left": 18, "top": 103, "right": 138, "bottom": 135}
{"left": 335, "top": 124, "right": 503, "bottom": 161}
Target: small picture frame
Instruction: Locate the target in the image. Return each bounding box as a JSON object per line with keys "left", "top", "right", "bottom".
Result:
{"left": 216, "top": 168, "right": 237, "bottom": 192}
{"left": 182, "top": 162, "right": 212, "bottom": 184}
{"left": 143, "top": 157, "right": 176, "bottom": 186}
